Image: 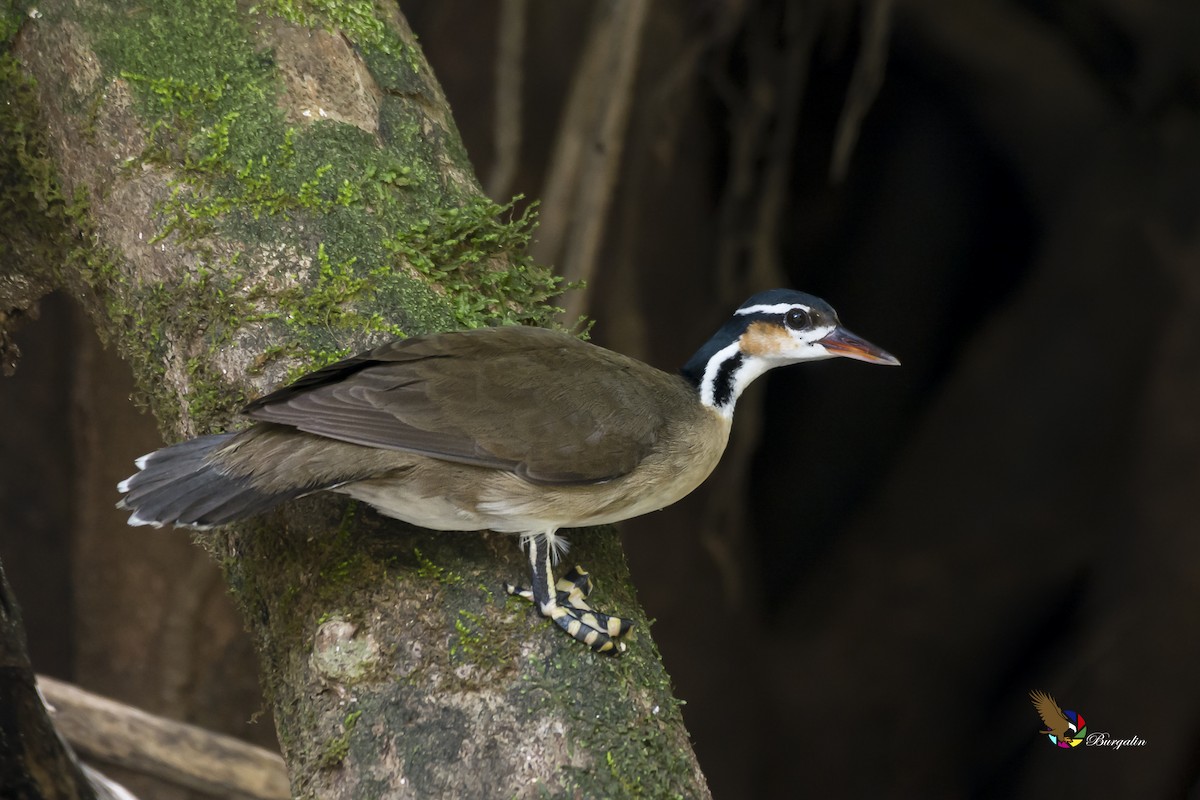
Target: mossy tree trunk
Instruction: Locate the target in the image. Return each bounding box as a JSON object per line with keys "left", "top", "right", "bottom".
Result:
{"left": 2, "top": 1, "right": 710, "bottom": 797}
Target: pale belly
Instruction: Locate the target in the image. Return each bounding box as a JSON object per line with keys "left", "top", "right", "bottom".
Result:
{"left": 335, "top": 462, "right": 713, "bottom": 534}
{"left": 333, "top": 412, "right": 731, "bottom": 535}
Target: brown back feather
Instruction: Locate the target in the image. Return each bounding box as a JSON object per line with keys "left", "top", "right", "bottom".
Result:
{"left": 243, "top": 327, "right": 694, "bottom": 485}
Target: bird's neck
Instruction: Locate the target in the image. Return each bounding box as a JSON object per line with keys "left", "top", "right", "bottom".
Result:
{"left": 681, "top": 339, "right": 769, "bottom": 418}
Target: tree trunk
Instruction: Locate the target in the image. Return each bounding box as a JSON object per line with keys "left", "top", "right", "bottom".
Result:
{"left": 3, "top": 1, "right": 710, "bottom": 797}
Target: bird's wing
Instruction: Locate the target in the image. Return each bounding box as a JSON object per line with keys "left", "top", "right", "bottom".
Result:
{"left": 243, "top": 326, "right": 682, "bottom": 485}
{"left": 1029, "top": 690, "right": 1070, "bottom": 737}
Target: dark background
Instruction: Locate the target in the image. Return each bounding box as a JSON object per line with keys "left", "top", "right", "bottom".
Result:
{"left": 4, "top": 1, "right": 1200, "bottom": 797}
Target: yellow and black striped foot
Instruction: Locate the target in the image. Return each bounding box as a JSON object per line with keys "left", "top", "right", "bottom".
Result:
{"left": 505, "top": 535, "right": 634, "bottom": 654}
{"left": 556, "top": 566, "right": 597, "bottom": 610}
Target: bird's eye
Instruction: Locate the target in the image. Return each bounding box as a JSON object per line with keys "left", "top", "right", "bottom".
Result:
{"left": 784, "top": 308, "right": 811, "bottom": 330}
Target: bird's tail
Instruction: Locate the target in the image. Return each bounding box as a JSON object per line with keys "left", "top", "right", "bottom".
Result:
{"left": 117, "top": 433, "right": 303, "bottom": 529}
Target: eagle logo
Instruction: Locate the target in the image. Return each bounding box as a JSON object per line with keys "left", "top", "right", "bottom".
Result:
{"left": 1030, "top": 690, "right": 1087, "bottom": 748}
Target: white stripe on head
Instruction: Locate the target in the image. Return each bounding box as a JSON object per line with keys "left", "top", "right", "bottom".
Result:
{"left": 734, "top": 302, "right": 810, "bottom": 316}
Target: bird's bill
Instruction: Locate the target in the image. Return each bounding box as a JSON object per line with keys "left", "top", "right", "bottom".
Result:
{"left": 818, "top": 327, "right": 900, "bottom": 366}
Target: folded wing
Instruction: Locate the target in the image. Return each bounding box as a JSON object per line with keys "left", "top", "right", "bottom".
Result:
{"left": 243, "top": 326, "right": 680, "bottom": 485}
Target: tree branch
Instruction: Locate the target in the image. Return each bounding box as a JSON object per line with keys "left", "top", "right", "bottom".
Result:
{"left": 486, "top": 0, "right": 526, "bottom": 202}
{"left": 5, "top": 1, "right": 709, "bottom": 796}
{"left": 830, "top": 0, "right": 893, "bottom": 184}
{"left": 532, "top": 0, "right": 650, "bottom": 322}
{"left": 38, "top": 675, "right": 288, "bottom": 800}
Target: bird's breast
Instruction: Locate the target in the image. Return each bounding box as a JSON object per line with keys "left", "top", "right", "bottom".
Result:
{"left": 477, "top": 404, "right": 733, "bottom": 530}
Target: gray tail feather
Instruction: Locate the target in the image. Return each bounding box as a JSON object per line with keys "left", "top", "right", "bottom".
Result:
{"left": 117, "top": 434, "right": 305, "bottom": 529}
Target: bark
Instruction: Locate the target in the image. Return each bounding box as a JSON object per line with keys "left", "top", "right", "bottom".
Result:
{"left": 0, "top": 561, "right": 98, "bottom": 800}
{"left": 3, "top": 1, "right": 709, "bottom": 797}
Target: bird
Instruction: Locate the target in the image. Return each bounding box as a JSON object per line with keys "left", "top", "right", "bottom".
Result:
{"left": 117, "top": 288, "right": 898, "bottom": 653}
{"left": 1030, "top": 690, "right": 1077, "bottom": 740}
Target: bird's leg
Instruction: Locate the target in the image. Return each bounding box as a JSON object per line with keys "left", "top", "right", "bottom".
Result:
{"left": 505, "top": 534, "right": 633, "bottom": 654}
{"left": 506, "top": 565, "right": 597, "bottom": 614}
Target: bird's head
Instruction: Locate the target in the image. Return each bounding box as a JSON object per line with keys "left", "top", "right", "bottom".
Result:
{"left": 730, "top": 289, "right": 900, "bottom": 368}
{"left": 683, "top": 289, "right": 899, "bottom": 415}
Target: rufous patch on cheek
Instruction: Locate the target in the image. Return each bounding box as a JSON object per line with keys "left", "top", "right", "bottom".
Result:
{"left": 740, "top": 321, "right": 793, "bottom": 357}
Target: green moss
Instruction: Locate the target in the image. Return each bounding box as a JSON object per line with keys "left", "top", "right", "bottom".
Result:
{"left": 0, "top": 53, "right": 71, "bottom": 270}
{"left": 476, "top": 582, "right": 495, "bottom": 604}
{"left": 93, "top": 255, "right": 262, "bottom": 425}
{"left": 252, "top": 0, "right": 397, "bottom": 56}
{"left": 317, "top": 707, "right": 362, "bottom": 769}
{"left": 1, "top": 2, "right": 31, "bottom": 47}
{"left": 386, "top": 195, "right": 571, "bottom": 329}
{"left": 449, "top": 607, "right": 512, "bottom": 672}
{"left": 58, "top": 0, "right": 566, "bottom": 433}
{"left": 412, "top": 547, "right": 463, "bottom": 586}
{"left": 252, "top": 0, "right": 424, "bottom": 83}
{"left": 0, "top": 52, "right": 116, "bottom": 376}
{"left": 9, "top": 0, "right": 571, "bottom": 416}
{"left": 450, "top": 610, "right": 484, "bottom": 658}
{"left": 185, "top": 356, "right": 247, "bottom": 423}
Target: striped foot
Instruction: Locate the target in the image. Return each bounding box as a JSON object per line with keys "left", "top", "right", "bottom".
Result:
{"left": 505, "top": 535, "right": 633, "bottom": 654}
